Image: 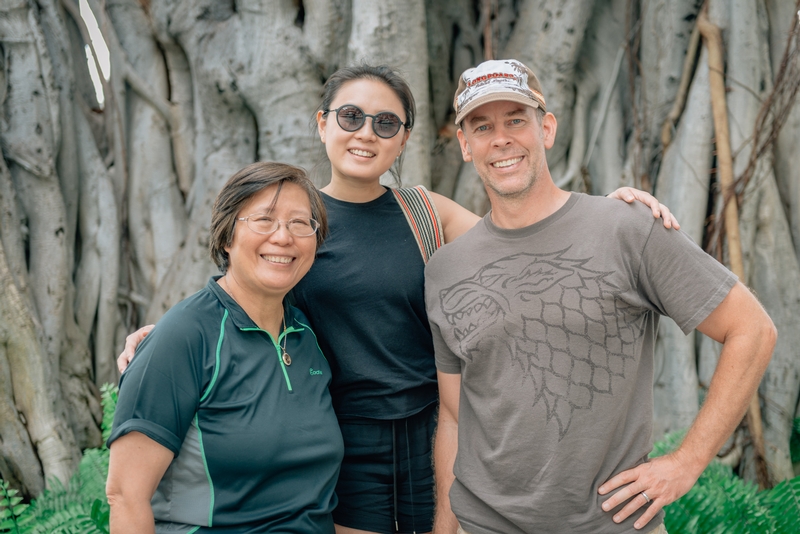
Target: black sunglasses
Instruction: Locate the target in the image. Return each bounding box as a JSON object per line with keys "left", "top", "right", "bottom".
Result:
{"left": 324, "top": 105, "right": 409, "bottom": 139}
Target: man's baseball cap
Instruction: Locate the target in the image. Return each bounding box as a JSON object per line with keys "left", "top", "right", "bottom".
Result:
{"left": 453, "top": 59, "right": 546, "bottom": 125}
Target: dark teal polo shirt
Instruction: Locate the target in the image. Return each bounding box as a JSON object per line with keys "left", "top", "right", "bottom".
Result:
{"left": 109, "top": 277, "right": 343, "bottom": 533}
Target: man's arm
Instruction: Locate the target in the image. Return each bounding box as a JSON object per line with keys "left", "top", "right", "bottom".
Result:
{"left": 433, "top": 371, "right": 462, "bottom": 534}
{"left": 598, "top": 281, "right": 776, "bottom": 530}
{"left": 107, "top": 432, "right": 174, "bottom": 534}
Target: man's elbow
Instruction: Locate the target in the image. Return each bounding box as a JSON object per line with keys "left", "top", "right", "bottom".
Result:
{"left": 744, "top": 307, "right": 778, "bottom": 375}
{"left": 759, "top": 314, "right": 778, "bottom": 362}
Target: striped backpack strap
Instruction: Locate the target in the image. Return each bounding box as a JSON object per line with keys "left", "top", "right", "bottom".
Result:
{"left": 391, "top": 185, "right": 444, "bottom": 264}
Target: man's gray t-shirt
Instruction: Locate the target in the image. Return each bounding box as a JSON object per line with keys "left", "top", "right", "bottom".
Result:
{"left": 425, "top": 193, "right": 736, "bottom": 534}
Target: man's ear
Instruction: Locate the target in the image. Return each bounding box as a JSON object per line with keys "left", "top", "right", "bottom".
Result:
{"left": 541, "top": 112, "right": 557, "bottom": 149}
{"left": 456, "top": 128, "right": 473, "bottom": 162}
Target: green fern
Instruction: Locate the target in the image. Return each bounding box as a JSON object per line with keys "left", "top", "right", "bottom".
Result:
{"left": 652, "top": 430, "right": 800, "bottom": 533}
{"left": 23, "top": 501, "right": 107, "bottom": 534}
{"left": 100, "top": 384, "right": 119, "bottom": 447}
{"left": 758, "top": 476, "right": 800, "bottom": 533}
{"left": 0, "top": 479, "right": 33, "bottom": 533}
{"left": 0, "top": 384, "right": 118, "bottom": 533}
{"left": 790, "top": 417, "right": 800, "bottom": 464}
{"left": 23, "top": 451, "right": 110, "bottom": 527}
{"left": 5, "top": 386, "right": 798, "bottom": 533}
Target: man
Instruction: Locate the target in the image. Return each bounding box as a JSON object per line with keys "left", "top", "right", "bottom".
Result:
{"left": 425, "top": 59, "right": 776, "bottom": 534}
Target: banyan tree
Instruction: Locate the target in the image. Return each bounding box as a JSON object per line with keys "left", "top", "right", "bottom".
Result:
{"left": 1, "top": 0, "right": 798, "bottom": 499}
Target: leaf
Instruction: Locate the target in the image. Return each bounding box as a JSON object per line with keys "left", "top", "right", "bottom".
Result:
{"left": 100, "top": 384, "right": 119, "bottom": 447}
{"left": 790, "top": 417, "right": 800, "bottom": 464}
{"left": 758, "top": 476, "right": 800, "bottom": 533}
{"left": 652, "top": 432, "right": 778, "bottom": 533}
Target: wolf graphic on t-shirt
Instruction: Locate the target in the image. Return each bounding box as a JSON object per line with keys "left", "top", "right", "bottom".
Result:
{"left": 438, "top": 249, "right": 644, "bottom": 439}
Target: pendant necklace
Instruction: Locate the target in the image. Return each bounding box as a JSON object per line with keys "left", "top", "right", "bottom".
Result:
{"left": 221, "top": 276, "right": 291, "bottom": 365}
{"left": 280, "top": 315, "right": 292, "bottom": 366}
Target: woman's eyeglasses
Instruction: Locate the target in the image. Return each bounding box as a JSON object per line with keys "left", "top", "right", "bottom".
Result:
{"left": 324, "top": 105, "right": 409, "bottom": 139}
{"left": 237, "top": 215, "right": 320, "bottom": 237}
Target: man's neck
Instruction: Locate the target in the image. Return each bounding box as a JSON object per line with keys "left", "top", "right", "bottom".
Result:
{"left": 489, "top": 181, "right": 572, "bottom": 230}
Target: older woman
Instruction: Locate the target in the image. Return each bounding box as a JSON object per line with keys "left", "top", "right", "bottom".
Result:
{"left": 106, "top": 162, "right": 343, "bottom": 533}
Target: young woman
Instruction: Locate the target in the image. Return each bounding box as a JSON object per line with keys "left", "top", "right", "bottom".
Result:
{"left": 118, "top": 65, "right": 678, "bottom": 534}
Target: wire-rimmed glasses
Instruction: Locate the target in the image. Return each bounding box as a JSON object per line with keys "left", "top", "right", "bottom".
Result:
{"left": 236, "top": 215, "right": 320, "bottom": 237}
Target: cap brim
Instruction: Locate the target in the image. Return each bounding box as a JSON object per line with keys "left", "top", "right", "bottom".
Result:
{"left": 455, "top": 92, "right": 541, "bottom": 125}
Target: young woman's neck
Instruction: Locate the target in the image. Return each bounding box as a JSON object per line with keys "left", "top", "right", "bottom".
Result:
{"left": 321, "top": 174, "right": 387, "bottom": 203}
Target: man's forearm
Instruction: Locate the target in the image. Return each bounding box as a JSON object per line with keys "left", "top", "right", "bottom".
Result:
{"left": 680, "top": 284, "right": 776, "bottom": 474}
{"left": 678, "top": 321, "right": 775, "bottom": 474}
{"left": 432, "top": 411, "right": 459, "bottom": 534}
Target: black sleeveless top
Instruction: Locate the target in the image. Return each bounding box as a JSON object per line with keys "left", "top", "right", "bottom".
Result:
{"left": 292, "top": 189, "right": 438, "bottom": 419}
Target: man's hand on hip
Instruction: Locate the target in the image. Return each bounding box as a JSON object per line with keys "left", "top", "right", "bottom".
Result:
{"left": 597, "top": 451, "right": 700, "bottom": 530}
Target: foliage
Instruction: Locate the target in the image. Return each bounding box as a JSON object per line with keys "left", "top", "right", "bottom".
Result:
{"left": 652, "top": 431, "right": 800, "bottom": 533}
{"left": 790, "top": 417, "right": 800, "bottom": 464}
{"left": 0, "top": 480, "right": 33, "bottom": 533}
{"left": 100, "top": 384, "right": 119, "bottom": 446}
{"left": 0, "top": 385, "right": 117, "bottom": 534}
{"left": 3, "top": 394, "right": 799, "bottom": 532}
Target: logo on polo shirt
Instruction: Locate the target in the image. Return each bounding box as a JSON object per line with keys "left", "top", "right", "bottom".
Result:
{"left": 309, "top": 368, "right": 323, "bottom": 376}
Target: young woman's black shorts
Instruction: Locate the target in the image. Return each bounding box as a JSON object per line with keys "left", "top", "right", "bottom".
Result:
{"left": 333, "top": 402, "right": 436, "bottom": 533}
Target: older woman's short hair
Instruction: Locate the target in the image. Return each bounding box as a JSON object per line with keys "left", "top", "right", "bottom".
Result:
{"left": 209, "top": 162, "right": 328, "bottom": 273}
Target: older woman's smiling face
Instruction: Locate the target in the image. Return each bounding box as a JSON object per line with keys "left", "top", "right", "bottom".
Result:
{"left": 224, "top": 182, "right": 317, "bottom": 300}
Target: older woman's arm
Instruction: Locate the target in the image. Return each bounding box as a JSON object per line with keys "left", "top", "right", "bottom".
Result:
{"left": 107, "top": 432, "right": 174, "bottom": 534}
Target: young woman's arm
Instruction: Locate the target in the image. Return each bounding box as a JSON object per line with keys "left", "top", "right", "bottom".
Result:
{"left": 429, "top": 192, "right": 481, "bottom": 244}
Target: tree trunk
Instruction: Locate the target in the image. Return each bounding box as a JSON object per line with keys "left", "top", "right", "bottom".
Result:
{"left": 1, "top": 0, "right": 798, "bottom": 495}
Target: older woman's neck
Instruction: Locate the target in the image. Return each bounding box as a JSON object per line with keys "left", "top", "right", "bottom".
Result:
{"left": 217, "top": 275, "right": 284, "bottom": 339}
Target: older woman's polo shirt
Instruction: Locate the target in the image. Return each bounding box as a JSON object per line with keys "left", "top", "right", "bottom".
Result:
{"left": 109, "top": 277, "right": 344, "bottom": 533}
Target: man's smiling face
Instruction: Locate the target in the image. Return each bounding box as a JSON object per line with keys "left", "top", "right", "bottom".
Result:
{"left": 457, "top": 100, "right": 556, "bottom": 201}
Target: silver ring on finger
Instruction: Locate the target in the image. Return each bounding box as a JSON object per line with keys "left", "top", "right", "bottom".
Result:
{"left": 641, "top": 491, "right": 650, "bottom": 503}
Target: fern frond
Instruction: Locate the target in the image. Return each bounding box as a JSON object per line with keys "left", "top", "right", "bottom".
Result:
{"left": 758, "top": 476, "right": 800, "bottom": 533}
{"left": 24, "top": 476, "right": 81, "bottom": 521}
{"left": 25, "top": 501, "right": 106, "bottom": 534}
{"left": 651, "top": 432, "right": 777, "bottom": 533}
{"left": 790, "top": 417, "right": 800, "bottom": 464}
{"left": 100, "top": 384, "right": 119, "bottom": 446}
{"left": 2, "top": 384, "right": 119, "bottom": 533}
{"left": 75, "top": 449, "right": 109, "bottom": 503}
{"left": 0, "top": 479, "right": 33, "bottom": 533}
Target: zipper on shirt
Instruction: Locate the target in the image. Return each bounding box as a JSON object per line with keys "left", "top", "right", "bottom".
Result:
{"left": 241, "top": 325, "right": 303, "bottom": 392}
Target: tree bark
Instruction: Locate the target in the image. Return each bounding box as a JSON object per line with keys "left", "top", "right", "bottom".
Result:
{"left": 653, "top": 46, "right": 714, "bottom": 440}
{"left": 1, "top": 0, "right": 798, "bottom": 495}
